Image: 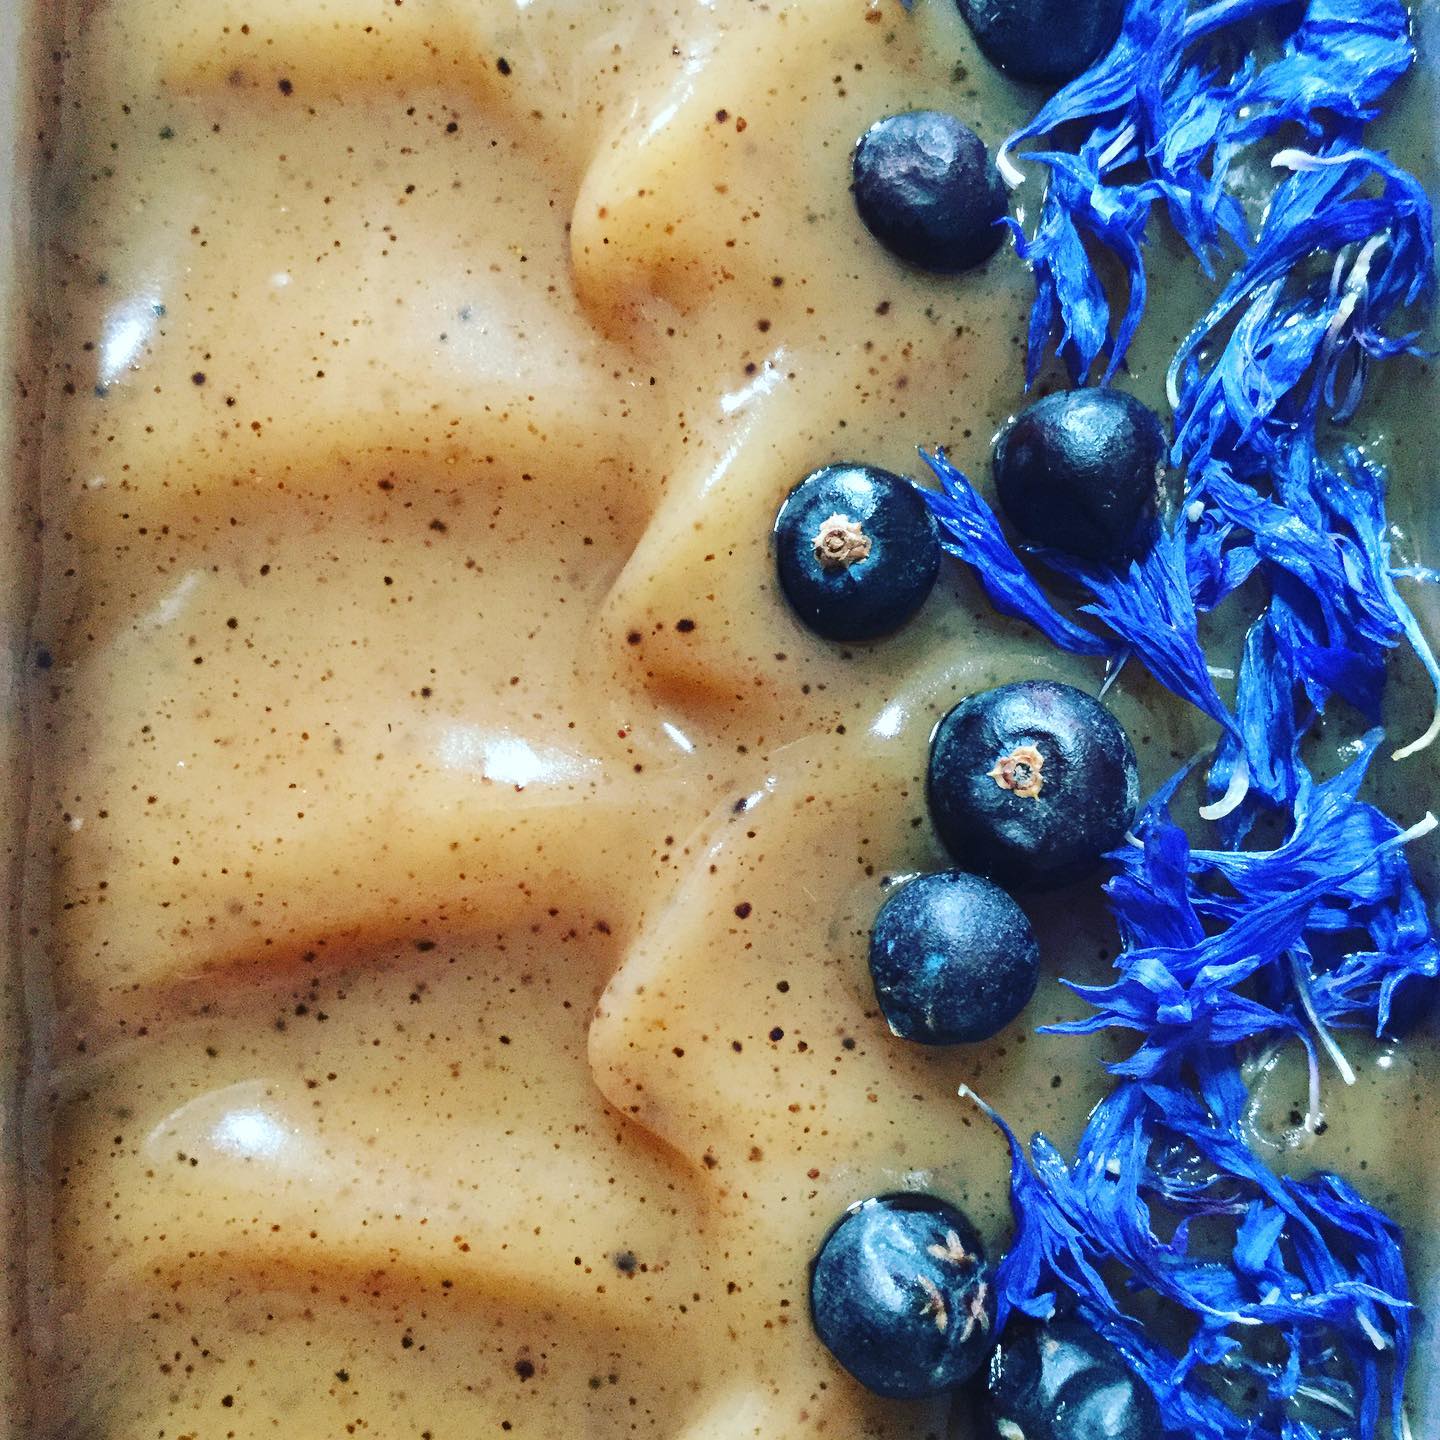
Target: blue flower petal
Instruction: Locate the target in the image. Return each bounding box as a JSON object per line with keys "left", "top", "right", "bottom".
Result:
{"left": 967, "top": 1076, "right": 1414, "bottom": 1440}
{"left": 942, "top": 5, "right": 1436, "bottom": 1437}
{"left": 915, "top": 448, "right": 1116, "bottom": 657}
{"left": 1003, "top": 0, "right": 1418, "bottom": 381}
{"left": 1054, "top": 526, "right": 1241, "bottom": 740}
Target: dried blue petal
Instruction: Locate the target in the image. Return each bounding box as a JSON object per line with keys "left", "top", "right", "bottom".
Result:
{"left": 1004, "top": 148, "right": 1155, "bottom": 383}
{"left": 919, "top": 445, "right": 1247, "bottom": 745}
{"left": 1010, "top": 740, "right": 1432, "bottom": 1428}
{"left": 949, "top": 4, "right": 1436, "bottom": 1436}
{"left": 1003, "top": 0, "right": 1417, "bottom": 380}
{"left": 1320, "top": 450, "right": 1440, "bottom": 759}
{"left": 1182, "top": 495, "right": 1257, "bottom": 611}
{"left": 1105, "top": 768, "right": 1205, "bottom": 950}
{"left": 1088, "top": 733, "right": 1439, "bottom": 1054}
{"left": 1002, "top": 0, "right": 1185, "bottom": 170}
{"left": 1226, "top": 0, "right": 1412, "bottom": 146}
{"left": 1051, "top": 526, "right": 1241, "bottom": 740}
{"left": 1183, "top": 442, "right": 1439, "bottom": 785}
{"left": 1168, "top": 284, "right": 1334, "bottom": 472}
{"left": 1171, "top": 148, "right": 1434, "bottom": 473}
{"left": 1143, "top": 57, "right": 1253, "bottom": 268}
{"left": 915, "top": 448, "right": 1115, "bottom": 657}
{"left": 1206, "top": 610, "right": 1306, "bottom": 833}
{"left": 968, "top": 1076, "right": 1414, "bottom": 1440}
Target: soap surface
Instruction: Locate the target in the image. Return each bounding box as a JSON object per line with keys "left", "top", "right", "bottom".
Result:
{"left": 15, "top": 0, "right": 1440, "bottom": 1436}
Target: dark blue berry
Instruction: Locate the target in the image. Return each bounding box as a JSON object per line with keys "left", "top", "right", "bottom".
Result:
{"left": 869, "top": 871, "right": 1039, "bottom": 1044}
{"left": 956, "top": 0, "right": 1126, "bottom": 85}
{"left": 927, "top": 680, "right": 1139, "bottom": 890}
{"left": 810, "top": 1193, "right": 995, "bottom": 1399}
{"left": 994, "top": 389, "right": 1166, "bottom": 564}
{"left": 851, "top": 111, "right": 1007, "bottom": 274}
{"left": 773, "top": 464, "right": 941, "bottom": 641}
{"left": 979, "top": 1316, "right": 1162, "bottom": 1440}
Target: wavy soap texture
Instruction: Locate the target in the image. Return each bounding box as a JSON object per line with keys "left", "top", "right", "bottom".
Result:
{"left": 19, "top": 0, "right": 1440, "bottom": 1436}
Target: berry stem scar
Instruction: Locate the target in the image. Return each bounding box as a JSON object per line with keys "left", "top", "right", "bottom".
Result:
{"left": 812, "top": 513, "right": 872, "bottom": 570}
{"left": 988, "top": 744, "right": 1044, "bottom": 799}
{"left": 927, "top": 1229, "right": 972, "bottom": 1267}
{"left": 958, "top": 1281, "right": 990, "bottom": 1343}
{"left": 916, "top": 1273, "right": 949, "bottom": 1333}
